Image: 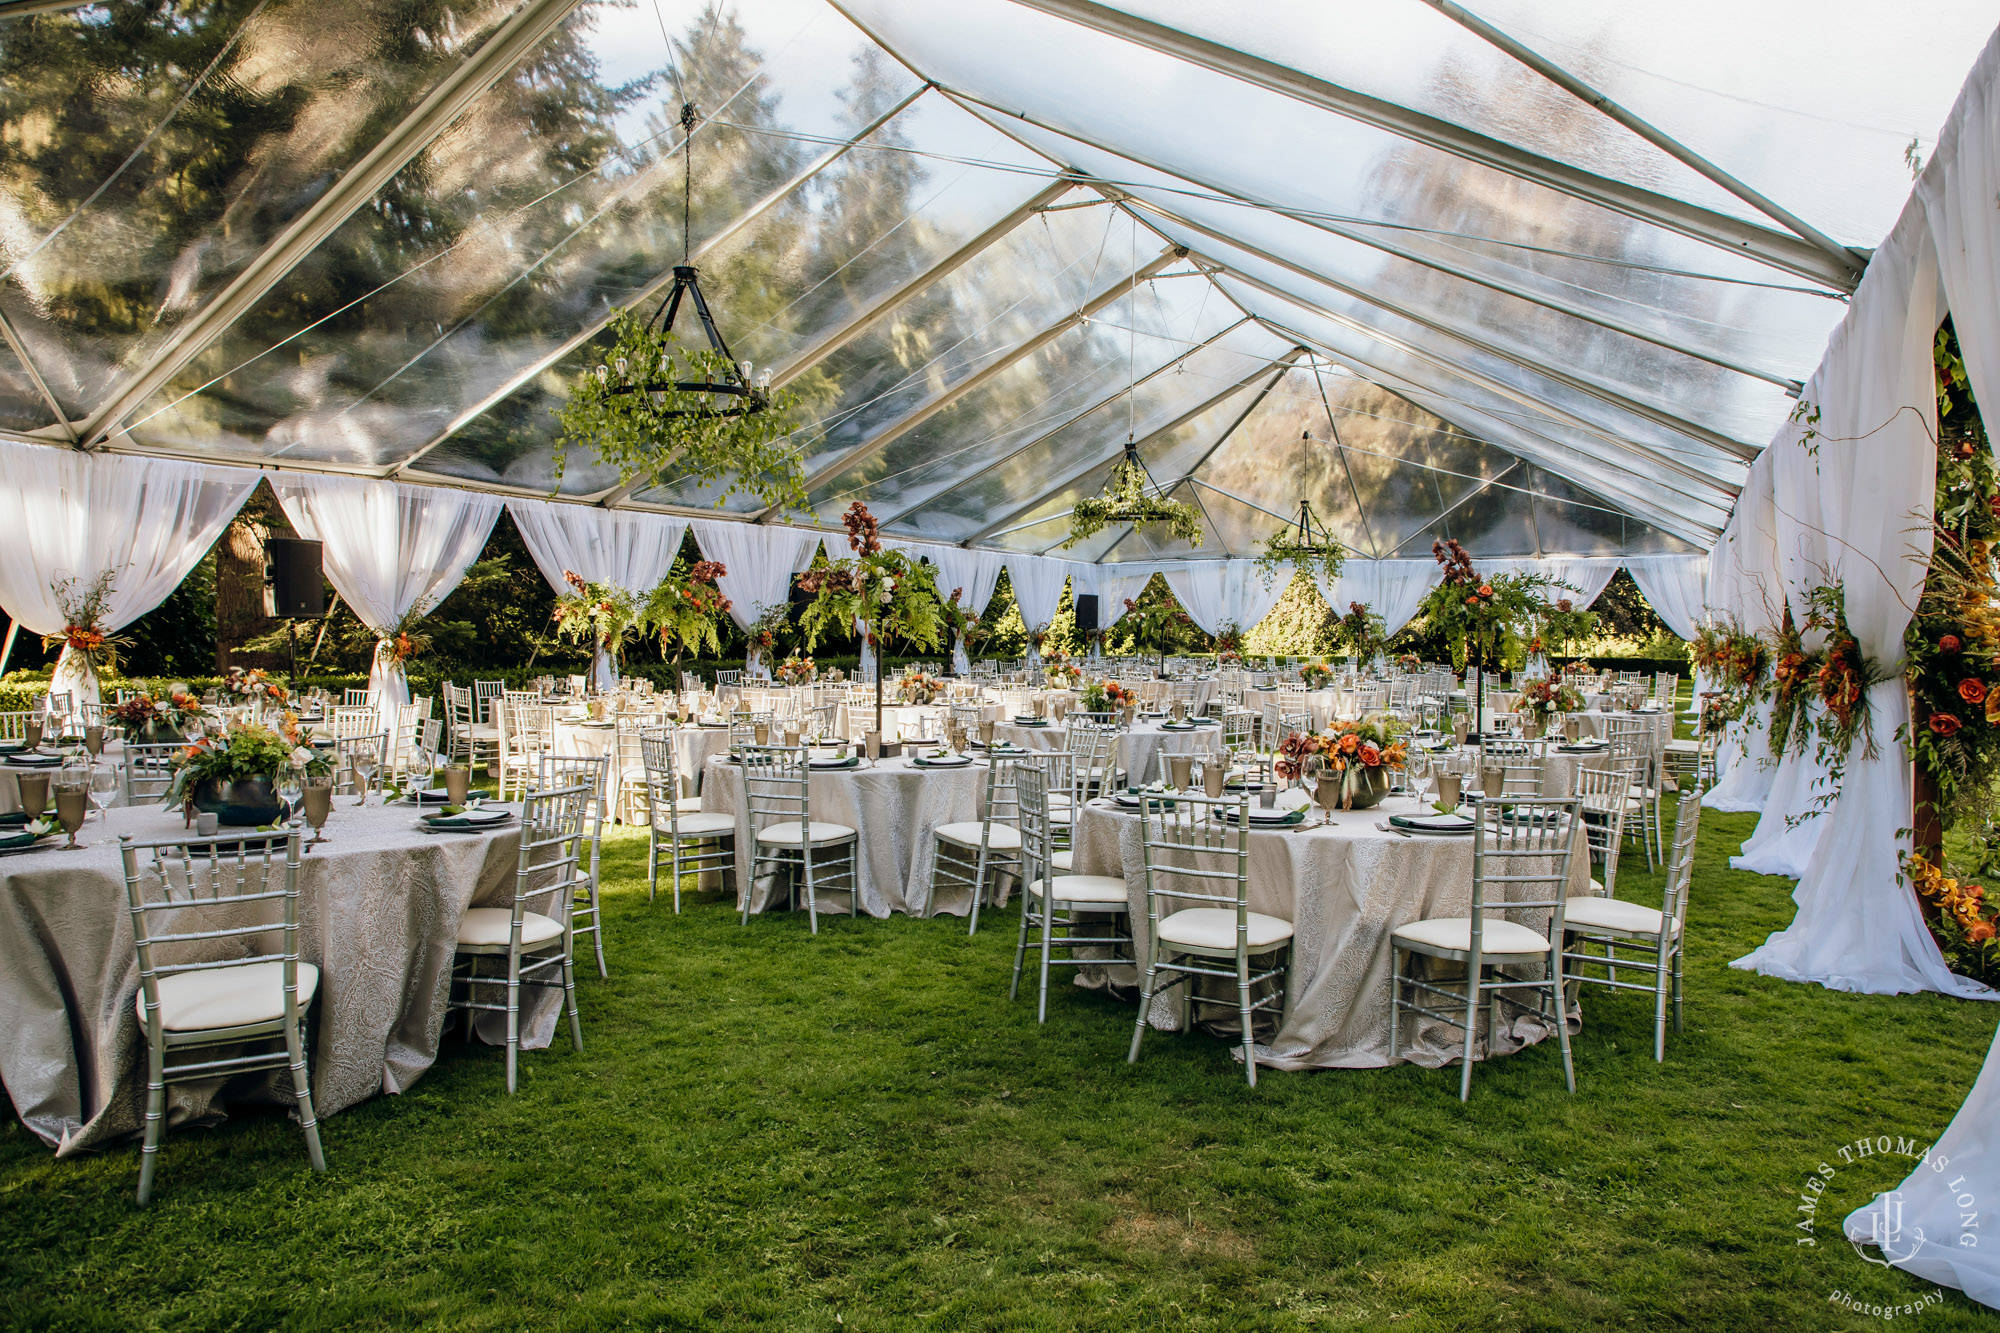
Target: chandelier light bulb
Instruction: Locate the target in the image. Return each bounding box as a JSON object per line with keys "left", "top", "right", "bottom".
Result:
{"left": 594, "top": 364, "right": 608, "bottom": 383}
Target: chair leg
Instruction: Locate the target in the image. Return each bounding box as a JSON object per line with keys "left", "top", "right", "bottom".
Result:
{"left": 1009, "top": 888, "right": 1032, "bottom": 1001}
{"left": 1551, "top": 951, "right": 1576, "bottom": 1093}
{"left": 588, "top": 871, "right": 606, "bottom": 979}
{"left": 563, "top": 955, "right": 583, "bottom": 1053}
{"left": 1238, "top": 949, "right": 1258, "bottom": 1089}
{"left": 285, "top": 1016, "right": 327, "bottom": 1175}
{"left": 137, "top": 1042, "right": 165, "bottom": 1205}
{"left": 1387, "top": 949, "right": 1404, "bottom": 1064}
{"left": 1671, "top": 941, "right": 1685, "bottom": 1035}
{"left": 647, "top": 826, "right": 659, "bottom": 904}
{"left": 1036, "top": 898, "right": 1056, "bottom": 1023}
{"left": 1653, "top": 941, "right": 1671, "bottom": 1062}
{"left": 1459, "top": 962, "right": 1480, "bottom": 1103}
{"left": 504, "top": 951, "right": 522, "bottom": 1095}
{"left": 802, "top": 849, "right": 820, "bottom": 935}
{"left": 1128, "top": 929, "right": 1160, "bottom": 1064}
{"left": 966, "top": 841, "right": 988, "bottom": 936}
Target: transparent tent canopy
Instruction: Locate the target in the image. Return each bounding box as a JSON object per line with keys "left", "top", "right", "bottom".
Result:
{"left": 0, "top": 0, "right": 1990, "bottom": 559}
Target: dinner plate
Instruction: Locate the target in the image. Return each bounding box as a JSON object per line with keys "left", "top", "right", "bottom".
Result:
{"left": 0, "top": 831, "right": 57, "bottom": 855}
{"left": 1012, "top": 717, "right": 1049, "bottom": 727}
{"left": 4, "top": 753, "right": 61, "bottom": 767}
{"left": 419, "top": 808, "right": 513, "bottom": 831}
{"left": 1217, "top": 806, "right": 1304, "bottom": 825}
{"left": 1389, "top": 813, "right": 1476, "bottom": 834}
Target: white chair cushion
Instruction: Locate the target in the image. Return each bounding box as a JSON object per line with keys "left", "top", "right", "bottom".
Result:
{"left": 1662, "top": 738, "right": 1700, "bottom": 753}
{"left": 140, "top": 960, "right": 320, "bottom": 1032}
{"left": 673, "top": 811, "right": 736, "bottom": 837}
{"left": 1392, "top": 916, "right": 1550, "bottom": 958}
{"left": 1564, "top": 896, "right": 1674, "bottom": 937}
{"left": 1027, "top": 874, "right": 1129, "bottom": 905}
{"left": 457, "top": 907, "right": 564, "bottom": 948}
{"left": 1157, "top": 907, "right": 1293, "bottom": 952}
{"left": 1050, "top": 849, "right": 1074, "bottom": 872}
{"left": 756, "top": 820, "right": 856, "bottom": 846}
{"left": 935, "top": 821, "right": 1021, "bottom": 851}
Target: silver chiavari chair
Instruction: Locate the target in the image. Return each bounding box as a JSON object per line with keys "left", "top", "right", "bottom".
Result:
{"left": 333, "top": 731, "right": 388, "bottom": 799}
{"left": 119, "top": 828, "right": 324, "bottom": 1203}
{"left": 935, "top": 751, "right": 1027, "bottom": 936}
{"left": 639, "top": 729, "right": 734, "bottom": 912}
{"left": 1390, "top": 793, "right": 1582, "bottom": 1101}
{"left": 122, "top": 741, "right": 184, "bottom": 804}
{"left": 446, "top": 783, "right": 588, "bottom": 1092}
{"left": 1011, "top": 764, "right": 1133, "bottom": 1022}
{"left": 1605, "top": 716, "right": 1661, "bottom": 868}
{"left": 739, "top": 745, "right": 857, "bottom": 934}
{"left": 1127, "top": 787, "right": 1294, "bottom": 1087}
{"left": 1574, "top": 765, "right": 1629, "bottom": 899}
{"left": 536, "top": 752, "right": 611, "bottom": 977}
{"left": 1563, "top": 785, "right": 1703, "bottom": 1062}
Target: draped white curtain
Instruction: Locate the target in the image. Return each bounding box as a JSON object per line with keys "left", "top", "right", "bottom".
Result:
{"left": 1163, "top": 561, "right": 1287, "bottom": 635}
{"left": 1625, "top": 555, "right": 1707, "bottom": 641}
{"left": 0, "top": 443, "right": 256, "bottom": 713}
{"left": 688, "top": 520, "right": 821, "bottom": 631}
{"left": 1704, "top": 454, "right": 1785, "bottom": 811}
{"left": 924, "top": 544, "right": 1004, "bottom": 612}
{"left": 1333, "top": 559, "right": 1445, "bottom": 638}
{"left": 273, "top": 476, "right": 500, "bottom": 727}
{"left": 1093, "top": 564, "right": 1159, "bottom": 620}
{"left": 1538, "top": 557, "right": 1622, "bottom": 611}
{"left": 1728, "top": 202, "right": 1990, "bottom": 1000}
{"left": 1005, "top": 557, "right": 1069, "bottom": 629}
{"left": 507, "top": 501, "right": 685, "bottom": 689}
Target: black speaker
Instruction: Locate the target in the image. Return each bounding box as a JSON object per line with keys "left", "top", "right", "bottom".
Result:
{"left": 264, "top": 538, "right": 326, "bottom": 618}
{"left": 1074, "top": 594, "right": 1099, "bottom": 633}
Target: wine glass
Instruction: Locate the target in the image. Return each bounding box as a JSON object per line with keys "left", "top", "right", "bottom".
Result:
{"left": 302, "top": 779, "right": 333, "bottom": 846}
{"left": 352, "top": 746, "right": 378, "bottom": 807}
{"left": 88, "top": 763, "right": 117, "bottom": 823}
{"left": 276, "top": 763, "right": 305, "bottom": 822}
{"left": 52, "top": 777, "right": 87, "bottom": 850}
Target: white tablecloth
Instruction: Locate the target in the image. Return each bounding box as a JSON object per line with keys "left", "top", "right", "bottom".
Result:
{"left": 987, "top": 718, "right": 1224, "bottom": 786}
{"left": 1072, "top": 792, "right": 1591, "bottom": 1071}
{"left": 702, "top": 753, "right": 987, "bottom": 918}
{"left": 0, "top": 799, "right": 547, "bottom": 1153}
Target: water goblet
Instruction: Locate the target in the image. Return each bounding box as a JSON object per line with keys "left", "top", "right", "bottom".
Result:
{"left": 53, "top": 780, "right": 87, "bottom": 850}
{"left": 302, "top": 779, "right": 333, "bottom": 846}
{"left": 84, "top": 725, "right": 104, "bottom": 760}
{"left": 276, "top": 764, "right": 305, "bottom": 822}
{"left": 88, "top": 763, "right": 117, "bottom": 823}
{"left": 352, "top": 748, "right": 379, "bottom": 807}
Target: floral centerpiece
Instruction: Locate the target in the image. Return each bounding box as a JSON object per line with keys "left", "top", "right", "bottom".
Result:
{"left": 224, "top": 666, "right": 290, "bottom": 709}
{"left": 554, "top": 571, "right": 645, "bottom": 688}
{"left": 647, "top": 559, "right": 732, "bottom": 701}
{"left": 1396, "top": 652, "right": 1423, "bottom": 673}
{"left": 1045, "top": 660, "right": 1082, "bottom": 689}
{"left": 110, "top": 690, "right": 205, "bottom": 744}
{"left": 1513, "top": 676, "right": 1584, "bottom": 733}
{"left": 1300, "top": 660, "right": 1335, "bottom": 690}
{"left": 1217, "top": 649, "right": 1244, "bottom": 667}
{"left": 1079, "top": 678, "right": 1135, "bottom": 714}
{"left": 775, "top": 655, "right": 815, "bottom": 687}
{"left": 166, "top": 718, "right": 331, "bottom": 826}
{"left": 1273, "top": 720, "right": 1407, "bottom": 810}
{"left": 1561, "top": 659, "right": 1597, "bottom": 678}
{"left": 897, "top": 669, "right": 946, "bottom": 705}
{"left": 796, "top": 503, "right": 946, "bottom": 733}
{"left": 744, "top": 601, "right": 787, "bottom": 679}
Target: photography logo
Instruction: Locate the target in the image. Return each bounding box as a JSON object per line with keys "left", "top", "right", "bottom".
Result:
{"left": 1794, "top": 1132, "right": 1976, "bottom": 1320}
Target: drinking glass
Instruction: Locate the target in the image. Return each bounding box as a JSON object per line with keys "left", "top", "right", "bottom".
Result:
{"left": 84, "top": 725, "right": 104, "bottom": 760}
{"left": 53, "top": 782, "right": 87, "bottom": 850}
{"left": 352, "top": 748, "right": 378, "bottom": 807}
{"left": 302, "top": 780, "right": 333, "bottom": 846}
{"left": 276, "top": 764, "right": 305, "bottom": 821}
{"left": 88, "top": 763, "right": 117, "bottom": 823}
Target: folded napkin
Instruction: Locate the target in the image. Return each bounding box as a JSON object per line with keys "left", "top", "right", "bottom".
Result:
{"left": 423, "top": 808, "right": 510, "bottom": 830}
{"left": 1223, "top": 806, "right": 1304, "bottom": 826}
{"left": 0, "top": 829, "right": 43, "bottom": 850}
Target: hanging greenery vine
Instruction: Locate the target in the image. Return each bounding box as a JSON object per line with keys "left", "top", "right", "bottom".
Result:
{"left": 1763, "top": 605, "right": 1820, "bottom": 760}
{"left": 1064, "top": 454, "right": 1203, "bottom": 549}
{"left": 553, "top": 309, "right": 809, "bottom": 512}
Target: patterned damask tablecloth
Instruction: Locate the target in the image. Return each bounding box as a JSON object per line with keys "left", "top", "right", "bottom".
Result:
{"left": 1071, "top": 792, "right": 1591, "bottom": 1072}
{"left": 0, "top": 800, "right": 556, "bottom": 1154}
{"left": 986, "top": 719, "right": 1225, "bottom": 788}
{"left": 702, "top": 752, "right": 988, "bottom": 919}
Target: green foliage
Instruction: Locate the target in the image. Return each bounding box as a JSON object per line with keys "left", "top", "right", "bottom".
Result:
{"left": 1241, "top": 571, "right": 1337, "bottom": 657}
{"left": 165, "top": 720, "right": 330, "bottom": 807}
{"left": 1064, "top": 457, "right": 1203, "bottom": 549}
{"left": 644, "top": 559, "right": 733, "bottom": 664}
{"left": 795, "top": 505, "right": 944, "bottom": 657}
{"left": 554, "top": 309, "right": 809, "bottom": 513}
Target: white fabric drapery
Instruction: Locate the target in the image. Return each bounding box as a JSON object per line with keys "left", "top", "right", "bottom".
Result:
{"left": 1727, "top": 201, "right": 1989, "bottom": 999}
{"left": 1005, "top": 556, "right": 1069, "bottom": 672}
{"left": 1093, "top": 564, "right": 1160, "bottom": 622}
{"left": 1163, "top": 561, "right": 1287, "bottom": 635}
{"left": 0, "top": 443, "right": 255, "bottom": 714}
{"left": 924, "top": 544, "right": 1004, "bottom": 613}
{"left": 507, "top": 501, "right": 686, "bottom": 690}
{"left": 1333, "top": 559, "right": 1446, "bottom": 638}
{"left": 1625, "top": 555, "right": 1708, "bottom": 642}
{"left": 1535, "top": 557, "right": 1623, "bottom": 613}
{"left": 273, "top": 476, "right": 500, "bottom": 729}
{"left": 689, "top": 520, "right": 822, "bottom": 632}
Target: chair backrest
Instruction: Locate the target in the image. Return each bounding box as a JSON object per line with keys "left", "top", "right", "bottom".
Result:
{"left": 1221, "top": 708, "right": 1255, "bottom": 754}
{"left": 1138, "top": 789, "right": 1250, "bottom": 927}
{"left": 1574, "top": 765, "right": 1629, "bottom": 893}
{"left": 537, "top": 751, "right": 610, "bottom": 812}
{"left": 409, "top": 718, "right": 444, "bottom": 774}
{"left": 1661, "top": 784, "right": 1703, "bottom": 931}
{"left": 739, "top": 745, "right": 810, "bottom": 832}
{"left": 1015, "top": 763, "right": 1058, "bottom": 888}
{"left": 334, "top": 731, "right": 388, "bottom": 794}
{"left": 714, "top": 669, "right": 742, "bottom": 687}
{"left": 1467, "top": 794, "right": 1581, "bottom": 947}
{"left": 0, "top": 709, "right": 39, "bottom": 741}
{"left": 122, "top": 741, "right": 185, "bottom": 802}
{"left": 514, "top": 784, "right": 591, "bottom": 939}
{"left": 332, "top": 705, "right": 377, "bottom": 739}
{"left": 343, "top": 688, "right": 371, "bottom": 707}
{"left": 120, "top": 829, "right": 307, "bottom": 1042}
{"left": 638, "top": 728, "right": 683, "bottom": 834}
{"left": 980, "top": 752, "right": 1026, "bottom": 835}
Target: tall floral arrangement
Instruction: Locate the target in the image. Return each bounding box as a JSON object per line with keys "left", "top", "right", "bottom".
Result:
{"left": 553, "top": 571, "right": 645, "bottom": 681}
{"left": 1335, "top": 601, "right": 1386, "bottom": 662}
{"left": 743, "top": 601, "right": 788, "bottom": 677}
{"left": 44, "top": 572, "right": 129, "bottom": 700}
{"left": 1690, "top": 617, "right": 1767, "bottom": 728}
{"left": 647, "top": 559, "right": 733, "bottom": 692}
{"left": 1416, "top": 538, "right": 1565, "bottom": 725}
{"left": 1538, "top": 597, "right": 1598, "bottom": 662}
{"left": 795, "top": 502, "right": 946, "bottom": 732}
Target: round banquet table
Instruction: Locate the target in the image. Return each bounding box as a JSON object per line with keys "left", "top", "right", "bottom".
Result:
{"left": 986, "top": 717, "right": 1224, "bottom": 786}
{"left": 1070, "top": 790, "right": 1592, "bottom": 1072}
{"left": 0, "top": 798, "right": 552, "bottom": 1154}
{"left": 1569, "top": 707, "right": 1674, "bottom": 757}
{"left": 701, "top": 752, "right": 988, "bottom": 919}
{"left": 0, "top": 741, "right": 132, "bottom": 815}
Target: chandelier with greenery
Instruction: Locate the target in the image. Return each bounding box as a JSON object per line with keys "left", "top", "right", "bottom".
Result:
{"left": 1255, "top": 476, "right": 1346, "bottom": 587}
{"left": 554, "top": 102, "right": 807, "bottom": 512}
{"left": 1064, "top": 441, "right": 1203, "bottom": 549}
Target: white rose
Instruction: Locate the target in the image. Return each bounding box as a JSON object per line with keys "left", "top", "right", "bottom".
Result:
{"left": 291, "top": 747, "right": 315, "bottom": 766}
{"left": 877, "top": 588, "right": 893, "bottom": 605}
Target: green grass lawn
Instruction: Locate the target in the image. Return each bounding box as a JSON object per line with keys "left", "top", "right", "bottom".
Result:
{"left": 6, "top": 786, "right": 2000, "bottom": 1327}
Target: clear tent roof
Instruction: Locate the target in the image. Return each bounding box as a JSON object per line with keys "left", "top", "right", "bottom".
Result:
{"left": 0, "top": 0, "right": 1990, "bottom": 558}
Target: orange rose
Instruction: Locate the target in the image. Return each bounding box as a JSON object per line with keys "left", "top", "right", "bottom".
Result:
{"left": 1338, "top": 733, "right": 1360, "bottom": 756}
{"left": 1963, "top": 680, "right": 1989, "bottom": 705}
{"left": 1969, "top": 920, "right": 1996, "bottom": 944}
{"left": 1933, "top": 713, "right": 1965, "bottom": 737}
